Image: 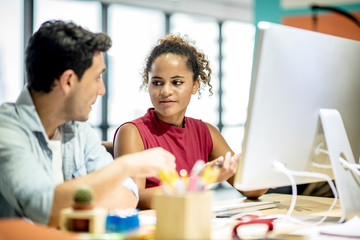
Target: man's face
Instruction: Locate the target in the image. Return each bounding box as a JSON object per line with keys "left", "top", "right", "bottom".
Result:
{"left": 65, "top": 52, "right": 106, "bottom": 121}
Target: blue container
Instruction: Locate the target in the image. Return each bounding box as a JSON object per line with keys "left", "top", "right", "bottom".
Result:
{"left": 105, "top": 209, "right": 140, "bottom": 233}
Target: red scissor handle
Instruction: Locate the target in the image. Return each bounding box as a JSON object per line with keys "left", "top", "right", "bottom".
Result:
{"left": 232, "top": 216, "right": 275, "bottom": 240}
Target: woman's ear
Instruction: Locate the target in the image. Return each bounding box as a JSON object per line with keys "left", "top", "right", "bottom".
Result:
{"left": 58, "top": 69, "right": 76, "bottom": 94}
{"left": 192, "top": 77, "right": 200, "bottom": 94}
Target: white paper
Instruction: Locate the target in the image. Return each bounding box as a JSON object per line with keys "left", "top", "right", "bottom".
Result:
{"left": 319, "top": 216, "right": 360, "bottom": 237}
{"left": 139, "top": 215, "right": 156, "bottom": 226}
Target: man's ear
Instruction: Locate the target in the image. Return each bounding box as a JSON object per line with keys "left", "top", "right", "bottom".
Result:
{"left": 192, "top": 77, "right": 200, "bottom": 95}
{"left": 58, "top": 69, "right": 76, "bottom": 94}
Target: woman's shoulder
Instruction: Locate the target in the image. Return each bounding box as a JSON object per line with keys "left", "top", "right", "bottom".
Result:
{"left": 119, "top": 122, "right": 138, "bottom": 132}
{"left": 185, "top": 116, "right": 209, "bottom": 128}
{"left": 202, "top": 121, "right": 221, "bottom": 135}
{"left": 114, "top": 115, "right": 146, "bottom": 142}
{"left": 114, "top": 122, "right": 139, "bottom": 141}
{"left": 185, "top": 117, "right": 215, "bottom": 137}
{"left": 189, "top": 119, "right": 220, "bottom": 138}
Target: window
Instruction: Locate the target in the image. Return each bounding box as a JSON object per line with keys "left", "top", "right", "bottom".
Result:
{"left": 0, "top": 0, "right": 22, "bottom": 104}
{"left": 170, "top": 13, "right": 220, "bottom": 126}
{"left": 25, "top": 0, "right": 256, "bottom": 150}
{"left": 221, "top": 21, "right": 255, "bottom": 153}
{"left": 107, "top": 5, "right": 165, "bottom": 140}
{"left": 34, "top": 0, "right": 101, "bottom": 32}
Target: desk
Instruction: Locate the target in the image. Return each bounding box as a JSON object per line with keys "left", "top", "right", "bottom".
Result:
{"left": 210, "top": 193, "right": 342, "bottom": 240}
{"left": 251, "top": 193, "right": 341, "bottom": 217}
{"left": 0, "top": 194, "right": 343, "bottom": 240}
{"left": 140, "top": 193, "right": 342, "bottom": 240}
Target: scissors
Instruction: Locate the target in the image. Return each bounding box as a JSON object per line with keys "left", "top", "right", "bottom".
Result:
{"left": 232, "top": 215, "right": 275, "bottom": 240}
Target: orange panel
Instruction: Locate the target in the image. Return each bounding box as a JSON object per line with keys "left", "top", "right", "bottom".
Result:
{"left": 283, "top": 11, "right": 360, "bottom": 41}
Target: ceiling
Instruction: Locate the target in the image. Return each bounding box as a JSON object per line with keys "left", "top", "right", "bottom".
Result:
{"left": 100, "top": 0, "right": 254, "bottom": 22}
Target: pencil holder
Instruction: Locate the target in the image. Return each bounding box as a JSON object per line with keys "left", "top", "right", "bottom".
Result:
{"left": 153, "top": 190, "right": 213, "bottom": 240}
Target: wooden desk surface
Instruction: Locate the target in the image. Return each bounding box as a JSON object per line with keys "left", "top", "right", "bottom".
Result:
{"left": 141, "top": 193, "right": 342, "bottom": 217}
{"left": 0, "top": 194, "right": 341, "bottom": 240}
{"left": 256, "top": 193, "right": 341, "bottom": 217}
{"left": 140, "top": 193, "right": 342, "bottom": 240}
{"left": 211, "top": 193, "right": 342, "bottom": 240}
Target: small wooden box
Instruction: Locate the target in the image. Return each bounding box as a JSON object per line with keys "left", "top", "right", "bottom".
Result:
{"left": 153, "top": 191, "right": 213, "bottom": 240}
{"left": 59, "top": 208, "right": 107, "bottom": 233}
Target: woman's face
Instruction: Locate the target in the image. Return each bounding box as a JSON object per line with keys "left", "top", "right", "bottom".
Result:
{"left": 148, "top": 53, "right": 199, "bottom": 127}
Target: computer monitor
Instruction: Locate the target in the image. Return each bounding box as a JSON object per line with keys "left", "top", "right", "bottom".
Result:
{"left": 234, "top": 22, "right": 360, "bottom": 220}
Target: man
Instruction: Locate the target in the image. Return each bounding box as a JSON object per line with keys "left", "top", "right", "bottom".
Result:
{"left": 0, "top": 20, "right": 175, "bottom": 227}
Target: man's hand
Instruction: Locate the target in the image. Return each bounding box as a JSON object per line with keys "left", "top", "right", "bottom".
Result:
{"left": 117, "top": 147, "right": 176, "bottom": 178}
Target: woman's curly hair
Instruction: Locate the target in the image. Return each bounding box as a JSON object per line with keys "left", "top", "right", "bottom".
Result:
{"left": 141, "top": 33, "right": 213, "bottom": 97}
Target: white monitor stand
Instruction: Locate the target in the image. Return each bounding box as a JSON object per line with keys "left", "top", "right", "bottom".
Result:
{"left": 319, "top": 108, "right": 360, "bottom": 222}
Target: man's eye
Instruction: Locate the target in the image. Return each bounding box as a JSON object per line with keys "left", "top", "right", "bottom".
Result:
{"left": 98, "top": 73, "right": 104, "bottom": 80}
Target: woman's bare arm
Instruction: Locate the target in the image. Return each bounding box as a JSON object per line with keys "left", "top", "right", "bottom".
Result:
{"left": 114, "top": 123, "right": 156, "bottom": 209}
{"left": 205, "top": 122, "right": 268, "bottom": 199}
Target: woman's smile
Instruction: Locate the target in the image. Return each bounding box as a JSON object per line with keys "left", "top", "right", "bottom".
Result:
{"left": 159, "top": 99, "right": 176, "bottom": 106}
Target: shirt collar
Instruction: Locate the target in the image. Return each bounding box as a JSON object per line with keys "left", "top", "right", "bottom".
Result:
{"left": 15, "top": 85, "right": 77, "bottom": 146}
{"left": 15, "top": 85, "right": 47, "bottom": 135}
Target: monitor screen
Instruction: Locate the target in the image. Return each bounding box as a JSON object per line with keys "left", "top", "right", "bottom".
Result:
{"left": 234, "top": 21, "right": 360, "bottom": 192}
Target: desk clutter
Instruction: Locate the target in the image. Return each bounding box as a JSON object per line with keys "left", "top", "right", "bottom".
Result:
{"left": 60, "top": 185, "right": 107, "bottom": 234}
{"left": 60, "top": 161, "right": 220, "bottom": 239}
{"left": 60, "top": 185, "right": 144, "bottom": 239}
{"left": 4, "top": 193, "right": 352, "bottom": 240}
{"left": 153, "top": 160, "right": 218, "bottom": 239}
{"left": 105, "top": 209, "right": 140, "bottom": 234}
{"left": 158, "top": 159, "right": 220, "bottom": 195}
{"left": 153, "top": 190, "right": 213, "bottom": 240}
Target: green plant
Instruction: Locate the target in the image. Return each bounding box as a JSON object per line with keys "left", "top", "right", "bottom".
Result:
{"left": 73, "top": 185, "right": 93, "bottom": 204}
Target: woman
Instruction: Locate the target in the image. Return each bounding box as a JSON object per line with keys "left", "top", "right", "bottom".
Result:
{"left": 114, "top": 34, "right": 267, "bottom": 209}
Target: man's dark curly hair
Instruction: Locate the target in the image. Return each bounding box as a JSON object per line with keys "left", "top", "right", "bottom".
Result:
{"left": 142, "top": 34, "right": 213, "bottom": 97}
{"left": 26, "top": 20, "right": 112, "bottom": 93}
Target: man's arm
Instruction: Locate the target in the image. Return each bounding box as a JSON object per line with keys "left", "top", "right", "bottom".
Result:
{"left": 0, "top": 121, "right": 174, "bottom": 227}
{"left": 49, "top": 156, "right": 134, "bottom": 227}
{"left": 81, "top": 122, "right": 139, "bottom": 200}
{"left": 137, "top": 187, "right": 164, "bottom": 210}
{"left": 54, "top": 122, "right": 173, "bottom": 227}
{"left": 49, "top": 148, "right": 175, "bottom": 227}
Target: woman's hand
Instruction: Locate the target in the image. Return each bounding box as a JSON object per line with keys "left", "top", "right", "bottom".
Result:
{"left": 207, "top": 151, "right": 240, "bottom": 183}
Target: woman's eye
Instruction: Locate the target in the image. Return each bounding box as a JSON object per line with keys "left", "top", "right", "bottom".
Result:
{"left": 152, "top": 81, "right": 162, "bottom": 86}
{"left": 173, "top": 80, "right": 183, "bottom": 85}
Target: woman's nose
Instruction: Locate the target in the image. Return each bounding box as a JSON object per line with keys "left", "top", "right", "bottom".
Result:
{"left": 160, "top": 83, "right": 173, "bottom": 96}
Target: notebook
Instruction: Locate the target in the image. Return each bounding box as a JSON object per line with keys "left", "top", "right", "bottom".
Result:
{"left": 212, "top": 198, "right": 279, "bottom": 218}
